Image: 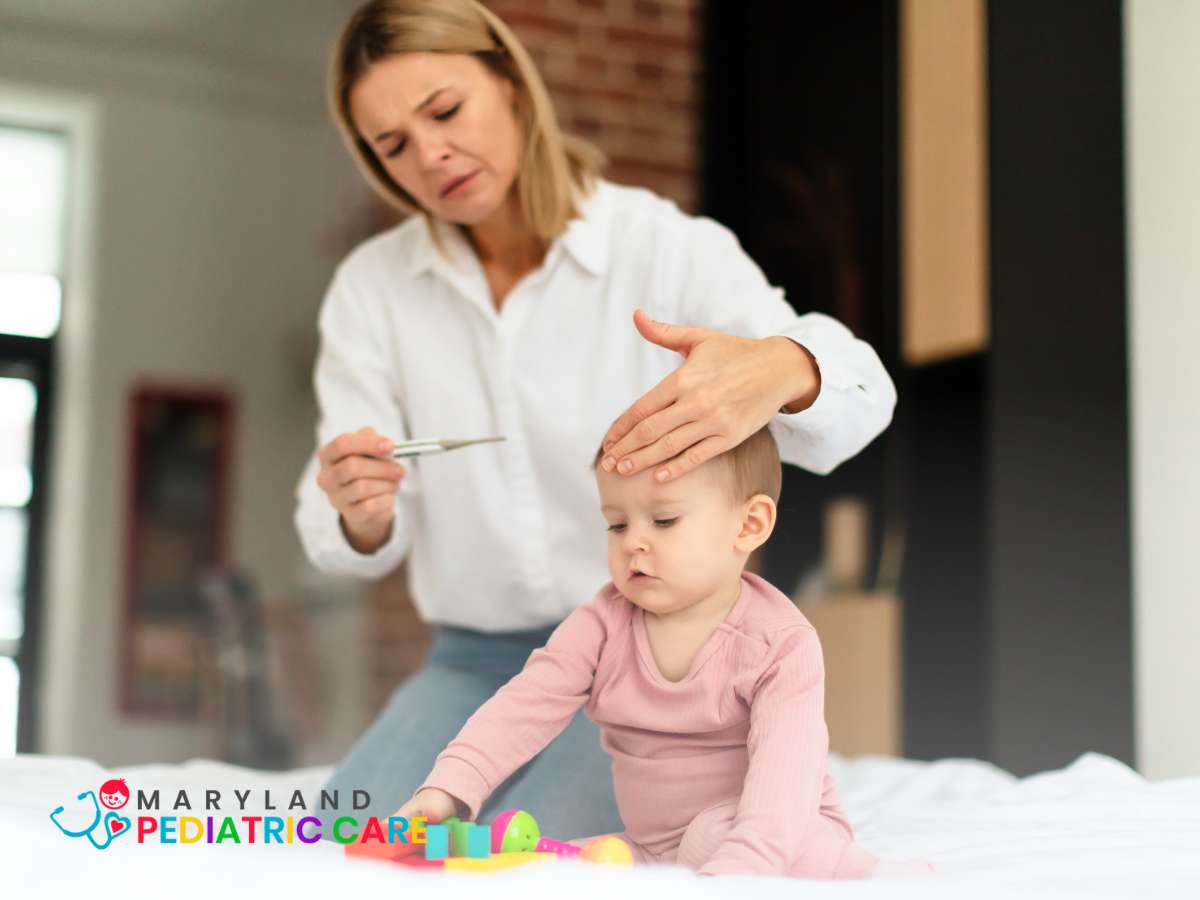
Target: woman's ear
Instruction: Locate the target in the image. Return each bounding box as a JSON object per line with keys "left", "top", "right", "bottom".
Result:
{"left": 734, "top": 494, "right": 777, "bottom": 554}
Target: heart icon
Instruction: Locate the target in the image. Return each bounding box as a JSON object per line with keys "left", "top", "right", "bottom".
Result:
{"left": 103, "top": 812, "right": 131, "bottom": 842}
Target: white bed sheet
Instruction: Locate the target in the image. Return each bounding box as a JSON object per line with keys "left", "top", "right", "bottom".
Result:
{"left": 2, "top": 750, "right": 1197, "bottom": 898}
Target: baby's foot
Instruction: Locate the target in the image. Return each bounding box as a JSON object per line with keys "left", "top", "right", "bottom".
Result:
{"left": 871, "top": 858, "right": 939, "bottom": 879}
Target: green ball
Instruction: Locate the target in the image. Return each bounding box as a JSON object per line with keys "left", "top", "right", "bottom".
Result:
{"left": 498, "top": 810, "right": 541, "bottom": 852}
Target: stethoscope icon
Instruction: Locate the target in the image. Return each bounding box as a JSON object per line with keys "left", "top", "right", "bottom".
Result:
{"left": 50, "top": 790, "right": 130, "bottom": 850}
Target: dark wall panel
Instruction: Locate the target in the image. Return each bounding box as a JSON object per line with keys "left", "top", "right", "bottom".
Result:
{"left": 986, "top": 0, "right": 1133, "bottom": 774}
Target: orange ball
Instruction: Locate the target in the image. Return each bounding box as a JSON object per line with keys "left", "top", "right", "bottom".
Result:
{"left": 580, "top": 835, "right": 634, "bottom": 866}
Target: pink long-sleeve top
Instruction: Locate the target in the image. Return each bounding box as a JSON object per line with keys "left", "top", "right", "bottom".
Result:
{"left": 419, "top": 572, "right": 878, "bottom": 878}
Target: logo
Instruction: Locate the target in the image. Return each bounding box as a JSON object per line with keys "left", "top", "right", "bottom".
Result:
{"left": 50, "top": 778, "right": 132, "bottom": 850}
{"left": 49, "top": 779, "right": 428, "bottom": 851}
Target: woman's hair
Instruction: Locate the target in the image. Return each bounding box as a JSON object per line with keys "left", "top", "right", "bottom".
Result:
{"left": 327, "top": 0, "right": 604, "bottom": 248}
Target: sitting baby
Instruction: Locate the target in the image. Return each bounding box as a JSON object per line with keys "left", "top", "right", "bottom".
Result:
{"left": 392, "top": 426, "right": 933, "bottom": 878}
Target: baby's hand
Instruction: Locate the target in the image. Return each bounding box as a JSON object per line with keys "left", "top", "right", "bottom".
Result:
{"left": 392, "top": 787, "right": 462, "bottom": 824}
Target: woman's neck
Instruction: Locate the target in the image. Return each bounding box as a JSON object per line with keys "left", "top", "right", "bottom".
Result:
{"left": 461, "top": 194, "right": 544, "bottom": 275}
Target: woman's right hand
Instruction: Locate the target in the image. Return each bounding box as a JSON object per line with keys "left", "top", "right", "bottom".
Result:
{"left": 316, "top": 426, "right": 406, "bottom": 553}
{"left": 392, "top": 787, "right": 464, "bottom": 825}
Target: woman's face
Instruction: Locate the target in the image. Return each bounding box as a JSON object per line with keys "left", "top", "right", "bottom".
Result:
{"left": 349, "top": 52, "right": 522, "bottom": 225}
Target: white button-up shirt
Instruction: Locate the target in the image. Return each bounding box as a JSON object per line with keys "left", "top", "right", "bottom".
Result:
{"left": 294, "top": 180, "right": 896, "bottom": 631}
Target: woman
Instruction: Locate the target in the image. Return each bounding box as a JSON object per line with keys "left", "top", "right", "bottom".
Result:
{"left": 295, "top": 0, "right": 897, "bottom": 841}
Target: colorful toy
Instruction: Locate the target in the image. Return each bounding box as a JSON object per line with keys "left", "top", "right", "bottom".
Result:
{"left": 489, "top": 808, "right": 541, "bottom": 853}
{"left": 424, "top": 824, "right": 450, "bottom": 860}
{"left": 345, "top": 808, "right": 634, "bottom": 872}
{"left": 442, "top": 816, "right": 472, "bottom": 856}
{"left": 445, "top": 852, "right": 557, "bottom": 872}
{"left": 344, "top": 837, "right": 417, "bottom": 863}
{"left": 536, "top": 836, "right": 583, "bottom": 858}
{"left": 580, "top": 835, "right": 634, "bottom": 866}
{"left": 465, "top": 824, "right": 492, "bottom": 859}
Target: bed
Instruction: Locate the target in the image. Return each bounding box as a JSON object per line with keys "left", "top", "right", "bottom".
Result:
{"left": 3, "top": 750, "right": 1197, "bottom": 897}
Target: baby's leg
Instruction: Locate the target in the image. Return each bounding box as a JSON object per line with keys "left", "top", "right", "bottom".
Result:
{"left": 679, "top": 803, "right": 893, "bottom": 879}
{"left": 675, "top": 799, "right": 740, "bottom": 870}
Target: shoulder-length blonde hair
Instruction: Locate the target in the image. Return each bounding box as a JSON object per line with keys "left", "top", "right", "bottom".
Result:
{"left": 327, "top": 0, "right": 604, "bottom": 248}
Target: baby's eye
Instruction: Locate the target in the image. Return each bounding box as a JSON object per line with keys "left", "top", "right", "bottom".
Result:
{"left": 654, "top": 518, "right": 679, "bottom": 528}
{"left": 385, "top": 139, "right": 407, "bottom": 159}
{"left": 434, "top": 103, "right": 461, "bottom": 121}
{"left": 606, "top": 523, "right": 627, "bottom": 533}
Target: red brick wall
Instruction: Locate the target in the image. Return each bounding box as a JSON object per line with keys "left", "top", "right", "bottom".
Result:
{"left": 365, "top": 0, "right": 705, "bottom": 715}
{"left": 489, "top": 0, "right": 704, "bottom": 211}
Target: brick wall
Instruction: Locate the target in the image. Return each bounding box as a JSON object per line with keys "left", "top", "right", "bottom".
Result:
{"left": 365, "top": 0, "right": 705, "bottom": 715}
{"left": 488, "top": 0, "right": 703, "bottom": 211}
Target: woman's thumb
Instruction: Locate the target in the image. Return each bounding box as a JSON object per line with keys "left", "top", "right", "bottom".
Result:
{"left": 633, "top": 308, "right": 703, "bottom": 355}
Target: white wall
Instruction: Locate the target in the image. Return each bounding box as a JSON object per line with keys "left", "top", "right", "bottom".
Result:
{"left": 0, "top": 18, "right": 377, "bottom": 766}
{"left": 1125, "top": 0, "right": 1200, "bottom": 779}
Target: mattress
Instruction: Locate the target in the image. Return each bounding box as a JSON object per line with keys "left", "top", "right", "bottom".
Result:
{"left": 2, "top": 750, "right": 1197, "bottom": 898}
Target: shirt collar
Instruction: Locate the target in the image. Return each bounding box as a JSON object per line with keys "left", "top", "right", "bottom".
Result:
{"left": 403, "top": 180, "right": 611, "bottom": 280}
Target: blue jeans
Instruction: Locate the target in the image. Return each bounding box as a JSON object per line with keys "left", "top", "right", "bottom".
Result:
{"left": 319, "top": 623, "right": 623, "bottom": 841}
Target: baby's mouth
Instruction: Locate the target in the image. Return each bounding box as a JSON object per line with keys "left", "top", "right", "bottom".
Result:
{"left": 628, "top": 567, "right": 656, "bottom": 582}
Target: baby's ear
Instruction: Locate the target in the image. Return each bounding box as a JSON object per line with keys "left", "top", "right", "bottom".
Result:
{"left": 734, "top": 494, "right": 777, "bottom": 553}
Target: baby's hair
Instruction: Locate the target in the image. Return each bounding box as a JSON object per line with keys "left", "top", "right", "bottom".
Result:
{"left": 593, "top": 426, "right": 782, "bottom": 504}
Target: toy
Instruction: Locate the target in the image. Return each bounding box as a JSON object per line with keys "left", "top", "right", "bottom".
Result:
{"left": 442, "top": 816, "right": 472, "bottom": 856}
{"left": 580, "top": 835, "right": 634, "bottom": 866}
{"left": 424, "top": 824, "right": 450, "bottom": 860}
{"left": 489, "top": 808, "right": 541, "bottom": 853}
{"left": 536, "top": 836, "right": 583, "bottom": 858}
{"left": 345, "top": 808, "right": 634, "bottom": 872}
{"left": 465, "top": 824, "right": 492, "bottom": 858}
{"left": 395, "top": 854, "right": 447, "bottom": 869}
{"left": 444, "top": 852, "right": 557, "bottom": 872}
{"left": 344, "top": 838, "right": 416, "bottom": 862}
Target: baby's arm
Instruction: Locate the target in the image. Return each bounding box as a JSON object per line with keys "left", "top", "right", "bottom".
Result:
{"left": 414, "top": 594, "right": 610, "bottom": 820}
{"left": 696, "top": 625, "right": 876, "bottom": 878}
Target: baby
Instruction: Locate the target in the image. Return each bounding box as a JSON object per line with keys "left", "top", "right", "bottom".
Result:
{"left": 393, "top": 427, "right": 933, "bottom": 878}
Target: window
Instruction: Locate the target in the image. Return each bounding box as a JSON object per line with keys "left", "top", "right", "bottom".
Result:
{"left": 0, "top": 121, "right": 67, "bottom": 756}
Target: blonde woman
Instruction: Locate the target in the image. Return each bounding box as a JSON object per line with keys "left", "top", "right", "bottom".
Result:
{"left": 295, "top": 0, "right": 897, "bottom": 842}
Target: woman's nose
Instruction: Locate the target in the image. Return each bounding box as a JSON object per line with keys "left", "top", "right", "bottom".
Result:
{"left": 415, "top": 134, "right": 451, "bottom": 171}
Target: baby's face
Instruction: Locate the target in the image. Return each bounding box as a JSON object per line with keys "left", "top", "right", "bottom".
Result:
{"left": 597, "top": 460, "right": 746, "bottom": 615}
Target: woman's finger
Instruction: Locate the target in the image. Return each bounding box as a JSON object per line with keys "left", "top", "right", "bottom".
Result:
{"left": 649, "top": 434, "right": 731, "bottom": 484}
{"left": 600, "top": 398, "right": 695, "bottom": 473}
{"left": 341, "top": 491, "right": 396, "bottom": 526}
{"left": 601, "top": 372, "right": 682, "bottom": 457}
{"left": 330, "top": 455, "right": 405, "bottom": 488}
{"left": 332, "top": 477, "right": 400, "bottom": 509}
{"left": 319, "top": 427, "right": 393, "bottom": 467}
{"left": 603, "top": 419, "right": 715, "bottom": 479}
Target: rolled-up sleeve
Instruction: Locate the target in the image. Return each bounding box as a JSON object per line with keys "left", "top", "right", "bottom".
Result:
{"left": 673, "top": 217, "right": 897, "bottom": 475}
{"left": 293, "top": 265, "right": 416, "bottom": 580}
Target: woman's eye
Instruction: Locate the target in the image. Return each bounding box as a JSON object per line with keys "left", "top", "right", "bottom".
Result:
{"left": 654, "top": 518, "right": 679, "bottom": 528}
{"left": 385, "top": 139, "right": 406, "bottom": 159}
{"left": 434, "top": 103, "right": 461, "bottom": 121}
{"left": 607, "top": 524, "right": 626, "bottom": 533}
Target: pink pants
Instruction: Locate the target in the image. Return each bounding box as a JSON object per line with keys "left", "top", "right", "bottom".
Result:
{"left": 569, "top": 798, "right": 881, "bottom": 877}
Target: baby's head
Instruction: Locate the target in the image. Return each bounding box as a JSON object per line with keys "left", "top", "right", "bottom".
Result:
{"left": 593, "top": 427, "right": 781, "bottom": 615}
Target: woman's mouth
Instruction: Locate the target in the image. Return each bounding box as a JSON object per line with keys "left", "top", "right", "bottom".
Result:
{"left": 440, "top": 171, "right": 478, "bottom": 198}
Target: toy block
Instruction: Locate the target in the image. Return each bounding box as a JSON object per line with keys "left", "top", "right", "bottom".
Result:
{"left": 344, "top": 838, "right": 418, "bottom": 862}
{"left": 424, "top": 824, "right": 450, "bottom": 860}
{"left": 442, "top": 816, "right": 471, "bottom": 856}
{"left": 444, "top": 852, "right": 557, "bottom": 872}
{"left": 395, "top": 854, "right": 446, "bottom": 870}
{"left": 465, "top": 824, "right": 491, "bottom": 859}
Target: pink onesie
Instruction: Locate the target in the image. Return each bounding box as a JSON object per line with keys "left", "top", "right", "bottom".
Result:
{"left": 419, "top": 572, "right": 880, "bottom": 878}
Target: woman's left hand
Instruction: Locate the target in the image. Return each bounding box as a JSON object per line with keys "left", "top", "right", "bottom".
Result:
{"left": 599, "top": 309, "right": 822, "bottom": 483}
